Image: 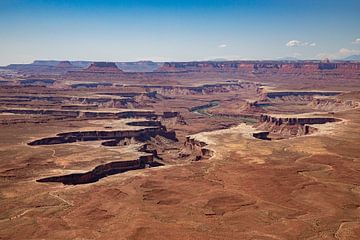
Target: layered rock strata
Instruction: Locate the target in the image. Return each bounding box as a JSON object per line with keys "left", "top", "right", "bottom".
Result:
{"left": 182, "top": 136, "right": 214, "bottom": 161}
{"left": 158, "top": 61, "right": 360, "bottom": 78}
{"left": 32, "top": 121, "right": 178, "bottom": 184}
{"left": 0, "top": 109, "right": 157, "bottom": 120}
{"left": 83, "top": 62, "right": 123, "bottom": 73}
{"left": 28, "top": 126, "right": 177, "bottom": 146}
{"left": 36, "top": 155, "right": 158, "bottom": 185}
{"left": 308, "top": 98, "right": 359, "bottom": 111}
{"left": 144, "top": 82, "right": 259, "bottom": 96}
{"left": 256, "top": 114, "right": 339, "bottom": 137}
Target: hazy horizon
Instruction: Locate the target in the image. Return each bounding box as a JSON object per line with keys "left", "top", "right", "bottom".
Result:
{"left": 1, "top": 0, "right": 359, "bottom": 65}
{"left": 3, "top": 55, "right": 360, "bottom": 67}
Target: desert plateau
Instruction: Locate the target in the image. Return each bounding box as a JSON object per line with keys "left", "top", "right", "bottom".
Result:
{"left": 0, "top": 59, "right": 359, "bottom": 239}
{"left": 1, "top": 0, "right": 360, "bottom": 239}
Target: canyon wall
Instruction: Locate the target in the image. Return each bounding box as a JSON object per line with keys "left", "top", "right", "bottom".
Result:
{"left": 83, "top": 62, "right": 123, "bottom": 73}
{"left": 183, "top": 136, "right": 214, "bottom": 161}
{"left": 5, "top": 60, "right": 360, "bottom": 82}
{"left": 157, "top": 61, "right": 360, "bottom": 80}
{"left": 308, "top": 98, "right": 359, "bottom": 111}
{"left": 28, "top": 125, "right": 177, "bottom": 146}
{"left": 258, "top": 114, "right": 337, "bottom": 125}
{"left": 158, "top": 61, "right": 360, "bottom": 74}
{"left": 256, "top": 114, "right": 339, "bottom": 137}
{"left": 36, "top": 155, "right": 155, "bottom": 185}
{"left": 0, "top": 109, "right": 157, "bottom": 119}
{"left": 144, "top": 82, "right": 258, "bottom": 96}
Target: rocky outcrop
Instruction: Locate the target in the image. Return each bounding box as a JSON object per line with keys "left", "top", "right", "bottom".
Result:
{"left": 189, "top": 101, "right": 219, "bottom": 113}
{"left": 265, "top": 91, "right": 341, "bottom": 104}
{"left": 0, "top": 95, "right": 136, "bottom": 108}
{"left": 36, "top": 155, "right": 160, "bottom": 185}
{"left": 0, "top": 108, "right": 157, "bottom": 120}
{"left": 28, "top": 125, "right": 177, "bottom": 146}
{"left": 162, "top": 111, "right": 179, "bottom": 118}
{"left": 256, "top": 114, "right": 339, "bottom": 138}
{"left": 182, "top": 136, "right": 214, "bottom": 161}
{"left": 33, "top": 121, "right": 178, "bottom": 184}
{"left": 0, "top": 116, "right": 72, "bottom": 125}
{"left": 84, "top": 62, "right": 123, "bottom": 73}
{"left": 239, "top": 101, "right": 265, "bottom": 114}
{"left": 19, "top": 79, "right": 56, "bottom": 86}
{"left": 100, "top": 91, "right": 157, "bottom": 98}
{"left": 115, "top": 111, "right": 157, "bottom": 119}
{"left": 116, "top": 61, "right": 162, "bottom": 72}
{"left": 144, "top": 82, "right": 258, "bottom": 96}
{"left": 308, "top": 98, "right": 359, "bottom": 111}
{"left": 126, "top": 120, "right": 162, "bottom": 127}
{"left": 4, "top": 60, "right": 163, "bottom": 75}
{"left": 96, "top": 91, "right": 159, "bottom": 107}
{"left": 56, "top": 61, "right": 74, "bottom": 68}
{"left": 0, "top": 109, "right": 80, "bottom": 117}
{"left": 158, "top": 60, "right": 360, "bottom": 73}
{"left": 0, "top": 80, "right": 11, "bottom": 85}
{"left": 71, "top": 82, "right": 112, "bottom": 89}
{"left": 259, "top": 114, "right": 338, "bottom": 125}
{"left": 61, "top": 105, "right": 98, "bottom": 110}
{"left": 160, "top": 111, "right": 187, "bottom": 126}
{"left": 5, "top": 60, "right": 80, "bottom": 74}
{"left": 253, "top": 131, "right": 271, "bottom": 140}
{"left": 157, "top": 60, "right": 360, "bottom": 80}
{"left": 266, "top": 91, "right": 340, "bottom": 99}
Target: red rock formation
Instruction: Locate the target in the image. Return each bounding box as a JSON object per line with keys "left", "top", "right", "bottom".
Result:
{"left": 182, "top": 136, "right": 214, "bottom": 161}
{"left": 253, "top": 131, "right": 271, "bottom": 140}
{"left": 157, "top": 61, "right": 360, "bottom": 80}
{"left": 308, "top": 98, "right": 359, "bottom": 111}
{"left": 240, "top": 101, "right": 265, "bottom": 114}
{"left": 84, "top": 62, "right": 123, "bottom": 73}
{"left": 28, "top": 124, "right": 177, "bottom": 146}
{"left": 145, "top": 82, "right": 257, "bottom": 96}
{"left": 256, "top": 114, "right": 339, "bottom": 138}
{"left": 56, "top": 61, "right": 74, "bottom": 68}
{"left": 259, "top": 114, "right": 337, "bottom": 126}
{"left": 36, "top": 155, "right": 155, "bottom": 185}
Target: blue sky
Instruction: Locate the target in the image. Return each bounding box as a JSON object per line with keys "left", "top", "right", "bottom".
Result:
{"left": 0, "top": 0, "right": 359, "bottom": 65}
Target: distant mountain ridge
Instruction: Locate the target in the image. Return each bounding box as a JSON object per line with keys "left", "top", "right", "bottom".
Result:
{"left": 340, "top": 55, "right": 360, "bottom": 61}
{"left": 30, "top": 60, "right": 162, "bottom": 72}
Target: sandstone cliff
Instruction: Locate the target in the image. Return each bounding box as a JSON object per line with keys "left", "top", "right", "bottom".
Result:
{"left": 157, "top": 60, "right": 360, "bottom": 80}
{"left": 256, "top": 114, "right": 339, "bottom": 138}
{"left": 84, "top": 62, "right": 123, "bottom": 73}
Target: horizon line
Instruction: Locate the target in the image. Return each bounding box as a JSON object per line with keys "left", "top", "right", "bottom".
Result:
{"left": 2, "top": 57, "right": 359, "bottom": 67}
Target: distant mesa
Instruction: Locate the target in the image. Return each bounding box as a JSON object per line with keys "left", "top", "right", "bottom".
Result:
{"left": 84, "top": 62, "right": 123, "bottom": 73}
{"left": 56, "top": 61, "right": 74, "bottom": 68}
{"left": 156, "top": 60, "right": 360, "bottom": 78}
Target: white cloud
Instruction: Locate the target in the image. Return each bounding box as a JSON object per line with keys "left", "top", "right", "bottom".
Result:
{"left": 352, "top": 38, "right": 360, "bottom": 44}
{"left": 286, "top": 40, "right": 301, "bottom": 47}
{"left": 218, "top": 44, "right": 227, "bottom": 48}
{"left": 286, "top": 40, "right": 316, "bottom": 47}
{"left": 338, "top": 48, "right": 360, "bottom": 56}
